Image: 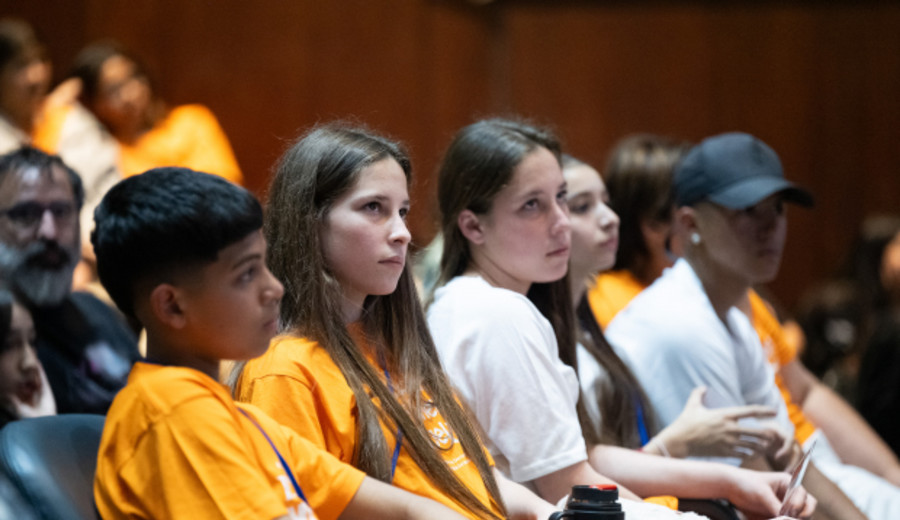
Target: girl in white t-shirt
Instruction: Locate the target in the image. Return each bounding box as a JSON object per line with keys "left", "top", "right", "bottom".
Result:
{"left": 427, "top": 118, "right": 813, "bottom": 520}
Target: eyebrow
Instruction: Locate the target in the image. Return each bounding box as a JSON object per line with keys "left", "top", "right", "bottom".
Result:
{"left": 567, "top": 191, "right": 592, "bottom": 201}
{"left": 231, "top": 253, "right": 262, "bottom": 270}
{"left": 518, "top": 181, "right": 567, "bottom": 199}
{"left": 353, "top": 193, "right": 410, "bottom": 206}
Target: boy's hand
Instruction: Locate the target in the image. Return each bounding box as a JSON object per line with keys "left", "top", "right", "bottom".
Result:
{"left": 653, "top": 386, "right": 780, "bottom": 459}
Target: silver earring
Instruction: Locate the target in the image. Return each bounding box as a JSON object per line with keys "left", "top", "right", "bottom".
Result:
{"left": 690, "top": 232, "right": 701, "bottom": 245}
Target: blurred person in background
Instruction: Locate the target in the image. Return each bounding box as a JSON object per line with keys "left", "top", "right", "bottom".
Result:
{"left": 0, "top": 18, "right": 122, "bottom": 291}
{"left": 70, "top": 40, "right": 242, "bottom": 184}
{"left": 0, "top": 287, "right": 55, "bottom": 430}
{"left": 587, "top": 134, "right": 690, "bottom": 329}
{"left": 850, "top": 216, "right": 900, "bottom": 458}
{"left": 0, "top": 147, "right": 137, "bottom": 414}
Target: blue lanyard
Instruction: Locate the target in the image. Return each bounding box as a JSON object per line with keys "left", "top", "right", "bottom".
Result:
{"left": 379, "top": 352, "right": 402, "bottom": 482}
{"left": 239, "top": 408, "right": 308, "bottom": 504}
{"left": 633, "top": 394, "right": 650, "bottom": 446}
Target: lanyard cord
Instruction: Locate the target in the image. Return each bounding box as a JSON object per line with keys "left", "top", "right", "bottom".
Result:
{"left": 378, "top": 351, "right": 402, "bottom": 482}
{"left": 239, "top": 408, "right": 308, "bottom": 504}
{"left": 633, "top": 394, "right": 650, "bottom": 446}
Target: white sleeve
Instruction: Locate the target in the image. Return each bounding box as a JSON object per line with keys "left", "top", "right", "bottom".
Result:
{"left": 576, "top": 343, "right": 605, "bottom": 436}
{"left": 432, "top": 294, "right": 588, "bottom": 483}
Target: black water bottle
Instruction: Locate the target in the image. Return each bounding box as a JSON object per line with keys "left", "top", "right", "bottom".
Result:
{"left": 548, "top": 485, "right": 625, "bottom": 520}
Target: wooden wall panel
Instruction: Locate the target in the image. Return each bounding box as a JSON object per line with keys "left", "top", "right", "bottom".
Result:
{"left": 497, "top": 2, "right": 900, "bottom": 307}
{"left": 3, "top": 0, "right": 900, "bottom": 307}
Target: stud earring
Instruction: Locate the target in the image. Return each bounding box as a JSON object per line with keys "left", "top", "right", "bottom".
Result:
{"left": 690, "top": 232, "right": 701, "bottom": 246}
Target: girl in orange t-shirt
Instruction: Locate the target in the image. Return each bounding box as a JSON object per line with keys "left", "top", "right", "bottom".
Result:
{"left": 232, "top": 123, "right": 554, "bottom": 520}
{"left": 69, "top": 41, "right": 242, "bottom": 184}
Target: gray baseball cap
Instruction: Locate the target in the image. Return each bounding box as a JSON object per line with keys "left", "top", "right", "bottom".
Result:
{"left": 674, "top": 132, "right": 813, "bottom": 209}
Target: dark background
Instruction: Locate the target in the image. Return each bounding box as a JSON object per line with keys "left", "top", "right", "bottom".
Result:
{"left": 4, "top": 0, "right": 900, "bottom": 310}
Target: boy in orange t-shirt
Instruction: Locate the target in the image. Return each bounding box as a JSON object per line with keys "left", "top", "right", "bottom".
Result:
{"left": 90, "top": 167, "right": 465, "bottom": 520}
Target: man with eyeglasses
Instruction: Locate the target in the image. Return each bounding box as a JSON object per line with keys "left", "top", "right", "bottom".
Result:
{"left": 0, "top": 146, "right": 137, "bottom": 414}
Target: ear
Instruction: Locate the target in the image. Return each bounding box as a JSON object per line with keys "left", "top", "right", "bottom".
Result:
{"left": 149, "top": 284, "right": 188, "bottom": 329}
{"left": 457, "top": 209, "right": 486, "bottom": 245}
{"left": 674, "top": 206, "right": 698, "bottom": 236}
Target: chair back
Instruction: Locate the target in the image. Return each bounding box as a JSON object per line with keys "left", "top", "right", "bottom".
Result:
{"left": 0, "top": 414, "right": 104, "bottom": 520}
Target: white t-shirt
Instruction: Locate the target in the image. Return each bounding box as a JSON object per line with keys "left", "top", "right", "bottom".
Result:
{"left": 604, "top": 259, "right": 792, "bottom": 464}
{"left": 576, "top": 342, "right": 608, "bottom": 439}
{"left": 427, "top": 275, "right": 588, "bottom": 484}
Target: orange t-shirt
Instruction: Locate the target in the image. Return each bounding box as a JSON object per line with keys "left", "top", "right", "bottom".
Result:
{"left": 236, "top": 334, "right": 503, "bottom": 518}
{"left": 95, "top": 362, "right": 365, "bottom": 520}
{"left": 31, "top": 103, "right": 70, "bottom": 153}
{"left": 588, "top": 270, "right": 647, "bottom": 329}
{"left": 118, "top": 104, "right": 242, "bottom": 184}
{"left": 748, "top": 291, "right": 817, "bottom": 444}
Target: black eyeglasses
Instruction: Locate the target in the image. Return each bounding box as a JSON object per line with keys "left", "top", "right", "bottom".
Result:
{"left": 0, "top": 201, "right": 76, "bottom": 231}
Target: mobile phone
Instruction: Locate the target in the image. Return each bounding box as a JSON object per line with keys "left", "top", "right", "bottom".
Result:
{"left": 779, "top": 439, "right": 816, "bottom": 516}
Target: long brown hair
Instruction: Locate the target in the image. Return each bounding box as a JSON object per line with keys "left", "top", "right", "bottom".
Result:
{"left": 575, "top": 295, "right": 658, "bottom": 448}
{"left": 561, "top": 153, "right": 659, "bottom": 447}
{"left": 433, "top": 118, "right": 600, "bottom": 445}
{"left": 232, "top": 123, "right": 504, "bottom": 519}
{"left": 604, "top": 134, "right": 690, "bottom": 283}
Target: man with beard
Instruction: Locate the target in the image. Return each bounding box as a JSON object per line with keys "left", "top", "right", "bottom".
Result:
{"left": 0, "top": 146, "right": 137, "bottom": 414}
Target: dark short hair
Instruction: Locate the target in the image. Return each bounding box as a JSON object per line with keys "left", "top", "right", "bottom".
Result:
{"left": 91, "top": 167, "right": 262, "bottom": 320}
{"left": 0, "top": 146, "right": 84, "bottom": 209}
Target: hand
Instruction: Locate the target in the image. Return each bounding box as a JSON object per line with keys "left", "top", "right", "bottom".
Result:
{"left": 765, "top": 436, "right": 799, "bottom": 473}
{"left": 773, "top": 470, "right": 816, "bottom": 520}
{"left": 652, "top": 386, "right": 782, "bottom": 459}
{"left": 727, "top": 468, "right": 815, "bottom": 520}
{"left": 44, "top": 77, "right": 82, "bottom": 109}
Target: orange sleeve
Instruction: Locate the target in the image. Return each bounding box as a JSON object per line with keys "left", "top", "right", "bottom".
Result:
{"left": 31, "top": 103, "right": 71, "bottom": 153}
{"left": 644, "top": 495, "right": 679, "bottom": 510}
{"left": 279, "top": 422, "right": 367, "bottom": 520}
{"left": 589, "top": 270, "right": 647, "bottom": 329}
{"left": 749, "top": 290, "right": 817, "bottom": 444}
{"left": 242, "top": 371, "right": 349, "bottom": 458}
{"left": 178, "top": 105, "right": 243, "bottom": 185}
{"left": 108, "top": 396, "right": 291, "bottom": 520}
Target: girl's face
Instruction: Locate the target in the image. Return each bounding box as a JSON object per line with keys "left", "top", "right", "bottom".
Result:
{"left": 692, "top": 193, "right": 787, "bottom": 285}
{"left": 92, "top": 55, "right": 151, "bottom": 133}
{"left": 564, "top": 163, "right": 619, "bottom": 281}
{"left": 0, "top": 302, "right": 41, "bottom": 407}
{"left": 321, "top": 158, "right": 411, "bottom": 315}
{"left": 466, "top": 146, "right": 571, "bottom": 294}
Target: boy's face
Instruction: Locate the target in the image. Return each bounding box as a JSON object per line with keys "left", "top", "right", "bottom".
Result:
{"left": 178, "top": 231, "right": 283, "bottom": 363}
